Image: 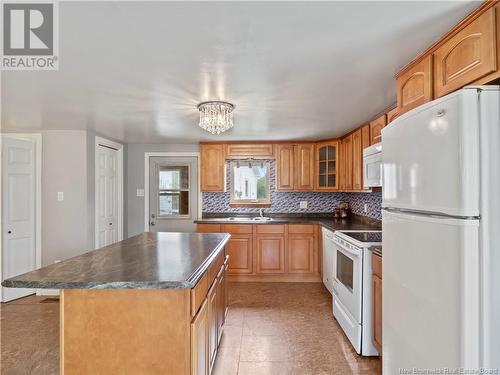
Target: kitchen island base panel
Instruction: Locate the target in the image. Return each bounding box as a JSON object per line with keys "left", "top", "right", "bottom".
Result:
{"left": 60, "top": 289, "right": 191, "bottom": 375}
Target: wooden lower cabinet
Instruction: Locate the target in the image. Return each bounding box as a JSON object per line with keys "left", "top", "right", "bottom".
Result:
{"left": 226, "top": 234, "right": 253, "bottom": 274}
{"left": 198, "top": 223, "right": 320, "bottom": 281}
{"left": 372, "top": 253, "right": 382, "bottom": 354}
{"left": 256, "top": 235, "right": 285, "bottom": 274}
{"left": 191, "top": 257, "right": 229, "bottom": 375}
{"left": 191, "top": 299, "right": 209, "bottom": 375}
{"left": 288, "top": 235, "right": 314, "bottom": 274}
{"left": 207, "top": 281, "right": 218, "bottom": 371}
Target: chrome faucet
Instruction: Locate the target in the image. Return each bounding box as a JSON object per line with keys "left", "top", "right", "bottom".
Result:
{"left": 259, "top": 208, "right": 264, "bottom": 218}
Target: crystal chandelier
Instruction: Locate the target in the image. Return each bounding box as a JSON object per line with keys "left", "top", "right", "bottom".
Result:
{"left": 197, "top": 101, "right": 234, "bottom": 135}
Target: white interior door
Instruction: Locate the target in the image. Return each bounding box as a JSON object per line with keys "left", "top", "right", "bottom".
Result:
{"left": 149, "top": 156, "right": 198, "bottom": 233}
{"left": 2, "top": 136, "right": 37, "bottom": 301}
{"left": 96, "top": 145, "right": 119, "bottom": 248}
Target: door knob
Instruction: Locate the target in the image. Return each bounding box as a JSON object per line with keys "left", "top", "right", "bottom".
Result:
{"left": 150, "top": 222, "right": 155, "bottom": 226}
{"left": 7, "top": 230, "right": 11, "bottom": 234}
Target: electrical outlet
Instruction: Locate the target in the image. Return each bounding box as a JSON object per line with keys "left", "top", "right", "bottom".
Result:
{"left": 364, "top": 204, "right": 368, "bottom": 213}
{"left": 299, "top": 201, "right": 308, "bottom": 209}
{"left": 57, "top": 192, "right": 64, "bottom": 201}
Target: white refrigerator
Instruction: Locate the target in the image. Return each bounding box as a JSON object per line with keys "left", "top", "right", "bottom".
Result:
{"left": 381, "top": 86, "right": 500, "bottom": 373}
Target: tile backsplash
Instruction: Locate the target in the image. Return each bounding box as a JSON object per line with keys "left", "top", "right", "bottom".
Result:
{"left": 202, "top": 160, "right": 382, "bottom": 220}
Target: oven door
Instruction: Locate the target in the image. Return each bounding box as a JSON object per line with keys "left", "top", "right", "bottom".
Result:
{"left": 363, "top": 152, "right": 382, "bottom": 188}
{"left": 332, "top": 237, "right": 362, "bottom": 323}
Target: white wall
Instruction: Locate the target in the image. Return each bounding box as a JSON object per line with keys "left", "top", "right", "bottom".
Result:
{"left": 41, "top": 130, "right": 91, "bottom": 265}
{"left": 126, "top": 143, "right": 199, "bottom": 237}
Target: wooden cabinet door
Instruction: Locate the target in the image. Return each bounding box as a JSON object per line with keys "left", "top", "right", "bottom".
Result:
{"left": 352, "top": 129, "right": 363, "bottom": 191}
{"left": 397, "top": 55, "right": 433, "bottom": 115}
{"left": 191, "top": 299, "right": 208, "bottom": 375}
{"left": 338, "top": 139, "right": 345, "bottom": 191}
{"left": 434, "top": 8, "right": 497, "bottom": 98}
{"left": 343, "top": 134, "right": 353, "bottom": 191}
{"left": 207, "top": 281, "right": 218, "bottom": 371}
{"left": 372, "top": 274, "right": 382, "bottom": 353}
{"left": 288, "top": 235, "right": 314, "bottom": 274}
{"left": 276, "top": 144, "right": 295, "bottom": 191}
{"left": 386, "top": 107, "right": 399, "bottom": 124}
{"left": 369, "top": 114, "right": 387, "bottom": 145}
{"left": 226, "top": 235, "right": 253, "bottom": 274}
{"left": 295, "top": 144, "right": 315, "bottom": 191}
{"left": 200, "top": 144, "right": 225, "bottom": 192}
{"left": 256, "top": 235, "right": 285, "bottom": 274}
{"left": 216, "top": 267, "right": 225, "bottom": 345}
{"left": 361, "top": 124, "right": 370, "bottom": 149}
{"left": 225, "top": 144, "right": 274, "bottom": 159}
{"left": 315, "top": 141, "right": 339, "bottom": 191}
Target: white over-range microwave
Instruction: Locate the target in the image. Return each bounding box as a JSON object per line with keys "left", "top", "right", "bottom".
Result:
{"left": 363, "top": 143, "right": 382, "bottom": 188}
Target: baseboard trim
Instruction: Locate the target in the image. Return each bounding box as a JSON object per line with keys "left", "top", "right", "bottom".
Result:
{"left": 227, "top": 274, "right": 322, "bottom": 283}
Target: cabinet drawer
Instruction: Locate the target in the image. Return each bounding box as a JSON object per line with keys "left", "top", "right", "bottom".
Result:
{"left": 255, "top": 224, "right": 285, "bottom": 234}
{"left": 191, "top": 272, "right": 209, "bottom": 316}
{"left": 288, "top": 224, "right": 314, "bottom": 234}
{"left": 222, "top": 224, "right": 253, "bottom": 234}
{"left": 197, "top": 224, "right": 222, "bottom": 233}
{"left": 209, "top": 251, "right": 225, "bottom": 282}
{"left": 372, "top": 253, "right": 382, "bottom": 279}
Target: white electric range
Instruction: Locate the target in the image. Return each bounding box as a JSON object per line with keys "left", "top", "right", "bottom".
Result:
{"left": 332, "top": 230, "right": 381, "bottom": 356}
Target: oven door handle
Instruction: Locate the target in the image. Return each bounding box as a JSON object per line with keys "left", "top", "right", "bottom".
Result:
{"left": 334, "top": 240, "right": 361, "bottom": 258}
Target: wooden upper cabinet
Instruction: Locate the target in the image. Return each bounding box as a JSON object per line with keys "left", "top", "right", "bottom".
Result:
{"left": 315, "top": 141, "right": 339, "bottom": 191}
{"left": 338, "top": 139, "right": 346, "bottom": 191}
{"left": 386, "top": 107, "right": 399, "bottom": 124}
{"left": 352, "top": 129, "right": 363, "bottom": 191}
{"left": 200, "top": 144, "right": 225, "bottom": 192}
{"left": 397, "top": 55, "right": 433, "bottom": 115}
{"left": 275, "top": 144, "right": 295, "bottom": 191}
{"left": 295, "top": 144, "right": 315, "bottom": 191}
{"left": 369, "top": 114, "right": 387, "bottom": 145}
{"left": 225, "top": 143, "right": 274, "bottom": 159}
{"left": 434, "top": 7, "right": 497, "bottom": 98}
{"left": 342, "top": 134, "right": 353, "bottom": 191}
{"left": 361, "top": 124, "right": 371, "bottom": 149}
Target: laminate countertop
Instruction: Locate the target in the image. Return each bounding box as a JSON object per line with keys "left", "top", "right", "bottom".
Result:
{"left": 195, "top": 215, "right": 381, "bottom": 232}
{"left": 2, "top": 232, "right": 230, "bottom": 290}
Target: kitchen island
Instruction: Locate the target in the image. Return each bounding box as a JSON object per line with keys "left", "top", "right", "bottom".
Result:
{"left": 2, "top": 232, "right": 230, "bottom": 375}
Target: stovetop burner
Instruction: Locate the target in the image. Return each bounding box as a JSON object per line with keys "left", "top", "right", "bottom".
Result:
{"left": 343, "top": 231, "right": 382, "bottom": 243}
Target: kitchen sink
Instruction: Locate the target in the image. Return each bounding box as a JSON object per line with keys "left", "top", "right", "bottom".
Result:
{"left": 226, "top": 216, "right": 273, "bottom": 222}
{"left": 252, "top": 217, "right": 273, "bottom": 221}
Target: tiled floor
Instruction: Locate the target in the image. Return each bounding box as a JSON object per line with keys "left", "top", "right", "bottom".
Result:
{"left": 213, "top": 283, "right": 381, "bottom": 375}
{"left": 0, "top": 283, "right": 381, "bottom": 375}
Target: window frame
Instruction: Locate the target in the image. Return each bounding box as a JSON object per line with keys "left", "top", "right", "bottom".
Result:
{"left": 229, "top": 160, "right": 271, "bottom": 207}
{"left": 156, "top": 163, "right": 191, "bottom": 219}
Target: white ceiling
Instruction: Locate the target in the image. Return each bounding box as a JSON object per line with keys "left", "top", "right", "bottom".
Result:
{"left": 1, "top": 1, "right": 480, "bottom": 143}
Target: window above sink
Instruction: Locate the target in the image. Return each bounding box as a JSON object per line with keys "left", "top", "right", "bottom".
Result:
{"left": 229, "top": 160, "right": 271, "bottom": 206}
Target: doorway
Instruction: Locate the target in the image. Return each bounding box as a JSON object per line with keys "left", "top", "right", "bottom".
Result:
{"left": 1, "top": 134, "right": 42, "bottom": 302}
{"left": 94, "top": 137, "right": 123, "bottom": 248}
{"left": 146, "top": 154, "right": 199, "bottom": 233}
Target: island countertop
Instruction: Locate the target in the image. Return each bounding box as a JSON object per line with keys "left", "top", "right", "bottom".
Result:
{"left": 2, "top": 232, "right": 230, "bottom": 290}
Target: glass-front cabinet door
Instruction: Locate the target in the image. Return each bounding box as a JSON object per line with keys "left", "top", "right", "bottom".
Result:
{"left": 315, "top": 141, "right": 339, "bottom": 190}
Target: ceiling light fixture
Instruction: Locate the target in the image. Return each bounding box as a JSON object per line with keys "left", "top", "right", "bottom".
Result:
{"left": 197, "top": 101, "right": 234, "bottom": 135}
